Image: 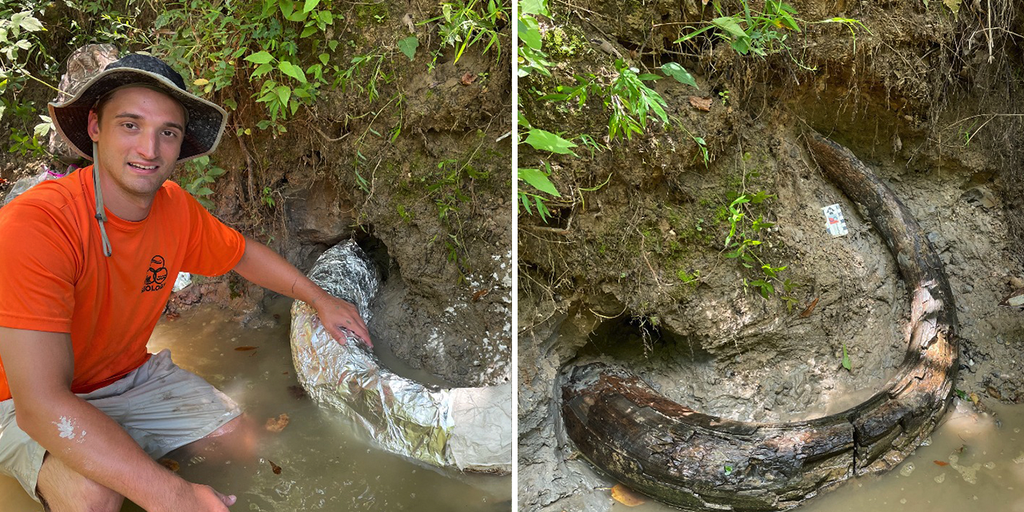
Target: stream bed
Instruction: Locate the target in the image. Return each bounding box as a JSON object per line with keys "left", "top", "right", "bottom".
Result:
{"left": 0, "top": 298, "right": 511, "bottom": 511}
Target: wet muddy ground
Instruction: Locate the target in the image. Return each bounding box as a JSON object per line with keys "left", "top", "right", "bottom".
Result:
{"left": 604, "top": 400, "right": 1024, "bottom": 512}
{"left": 0, "top": 298, "right": 511, "bottom": 511}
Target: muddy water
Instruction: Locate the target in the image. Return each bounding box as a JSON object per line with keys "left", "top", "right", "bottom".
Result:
{"left": 604, "top": 400, "right": 1024, "bottom": 512}
{"left": 0, "top": 299, "right": 510, "bottom": 511}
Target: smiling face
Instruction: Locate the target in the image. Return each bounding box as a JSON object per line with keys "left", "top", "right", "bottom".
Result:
{"left": 87, "top": 85, "right": 186, "bottom": 220}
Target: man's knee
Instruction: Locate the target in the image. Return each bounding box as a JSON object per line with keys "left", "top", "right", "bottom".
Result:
{"left": 37, "top": 453, "right": 124, "bottom": 512}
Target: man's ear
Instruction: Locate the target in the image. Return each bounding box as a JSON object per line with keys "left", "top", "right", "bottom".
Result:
{"left": 87, "top": 110, "right": 100, "bottom": 142}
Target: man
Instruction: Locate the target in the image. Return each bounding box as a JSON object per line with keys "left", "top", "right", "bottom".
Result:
{"left": 0, "top": 53, "right": 371, "bottom": 511}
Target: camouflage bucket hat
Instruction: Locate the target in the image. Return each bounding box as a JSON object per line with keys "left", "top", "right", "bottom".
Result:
{"left": 47, "top": 53, "right": 227, "bottom": 163}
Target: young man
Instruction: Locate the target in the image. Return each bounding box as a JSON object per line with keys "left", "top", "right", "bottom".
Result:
{"left": 0, "top": 54, "right": 371, "bottom": 511}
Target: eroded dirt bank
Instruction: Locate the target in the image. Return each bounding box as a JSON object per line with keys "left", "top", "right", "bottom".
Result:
{"left": 518, "top": 0, "right": 1023, "bottom": 509}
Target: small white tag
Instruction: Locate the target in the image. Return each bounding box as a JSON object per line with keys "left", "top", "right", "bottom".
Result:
{"left": 823, "top": 204, "right": 848, "bottom": 237}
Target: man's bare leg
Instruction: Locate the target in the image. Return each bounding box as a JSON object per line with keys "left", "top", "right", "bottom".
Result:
{"left": 36, "top": 452, "right": 125, "bottom": 512}
{"left": 166, "top": 414, "right": 261, "bottom": 467}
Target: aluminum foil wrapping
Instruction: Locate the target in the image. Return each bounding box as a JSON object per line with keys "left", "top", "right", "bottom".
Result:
{"left": 290, "top": 241, "right": 511, "bottom": 473}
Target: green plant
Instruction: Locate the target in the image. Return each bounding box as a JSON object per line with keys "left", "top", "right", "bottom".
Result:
{"left": 425, "top": 0, "right": 508, "bottom": 68}
{"left": 179, "top": 156, "right": 227, "bottom": 209}
{"left": 539, "top": 58, "right": 686, "bottom": 141}
{"left": 517, "top": 0, "right": 703, "bottom": 223}
{"left": 675, "top": 0, "right": 801, "bottom": 58}
{"left": 518, "top": 163, "right": 560, "bottom": 223}
{"left": 260, "top": 186, "right": 276, "bottom": 208}
{"left": 841, "top": 342, "right": 852, "bottom": 371}
{"left": 396, "top": 204, "right": 415, "bottom": 223}
{"left": 720, "top": 190, "right": 795, "bottom": 300}
{"left": 677, "top": 269, "right": 700, "bottom": 286}
{"left": 0, "top": 8, "right": 49, "bottom": 98}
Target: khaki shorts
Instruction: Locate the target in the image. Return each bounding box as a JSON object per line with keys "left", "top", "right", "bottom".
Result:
{"left": 0, "top": 349, "right": 241, "bottom": 501}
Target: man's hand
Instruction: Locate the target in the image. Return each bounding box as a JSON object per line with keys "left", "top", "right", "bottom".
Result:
{"left": 186, "top": 482, "right": 236, "bottom": 511}
{"left": 154, "top": 481, "right": 235, "bottom": 512}
{"left": 232, "top": 238, "right": 372, "bottom": 348}
{"left": 312, "top": 293, "right": 372, "bottom": 348}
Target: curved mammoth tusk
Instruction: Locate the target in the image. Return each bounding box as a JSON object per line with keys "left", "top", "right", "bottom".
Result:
{"left": 560, "top": 132, "right": 959, "bottom": 511}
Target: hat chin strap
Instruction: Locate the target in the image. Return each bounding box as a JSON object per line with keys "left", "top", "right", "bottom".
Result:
{"left": 92, "top": 141, "right": 113, "bottom": 257}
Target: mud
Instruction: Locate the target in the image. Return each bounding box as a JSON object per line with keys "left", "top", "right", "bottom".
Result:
{"left": 517, "top": 0, "right": 1024, "bottom": 509}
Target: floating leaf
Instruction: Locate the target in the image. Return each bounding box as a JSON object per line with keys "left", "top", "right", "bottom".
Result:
{"left": 265, "top": 413, "right": 290, "bottom": 433}
{"left": 288, "top": 385, "right": 308, "bottom": 400}
{"left": 611, "top": 484, "right": 645, "bottom": 507}
{"left": 934, "top": 460, "right": 949, "bottom": 466}
{"left": 841, "top": 343, "right": 852, "bottom": 371}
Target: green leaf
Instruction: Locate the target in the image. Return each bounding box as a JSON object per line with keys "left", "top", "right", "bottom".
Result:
{"left": 33, "top": 117, "right": 51, "bottom": 137}
{"left": 525, "top": 129, "right": 578, "bottom": 155}
{"left": 274, "top": 85, "right": 292, "bottom": 106}
{"left": 518, "top": 16, "right": 542, "bottom": 50}
{"left": 518, "top": 168, "right": 561, "bottom": 197}
{"left": 519, "top": 0, "right": 549, "bottom": 16}
{"left": 841, "top": 343, "right": 852, "bottom": 370}
{"left": 252, "top": 62, "right": 274, "bottom": 78}
{"left": 661, "top": 62, "right": 698, "bottom": 88}
{"left": 712, "top": 17, "right": 749, "bottom": 41}
{"left": 279, "top": 61, "right": 307, "bottom": 83}
{"left": 245, "top": 51, "right": 275, "bottom": 65}
{"left": 398, "top": 36, "right": 419, "bottom": 61}
{"left": 303, "top": 0, "right": 320, "bottom": 13}
{"left": 16, "top": 13, "right": 45, "bottom": 33}
{"left": 517, "top": 111, "right": 532, "bottom": 129}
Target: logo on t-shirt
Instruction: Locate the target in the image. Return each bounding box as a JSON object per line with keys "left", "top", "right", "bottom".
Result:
{"left": 142, "top": 255, "right": 169, "bottom": 292}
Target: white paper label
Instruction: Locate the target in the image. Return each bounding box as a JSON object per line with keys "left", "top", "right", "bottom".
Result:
{"left": 823, "top": 204, "right": 848, "bottom": 237}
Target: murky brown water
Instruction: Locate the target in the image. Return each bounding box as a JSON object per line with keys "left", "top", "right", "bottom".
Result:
{"left": 0, "top": 299, "right": 510, "bottom": 511}
{"left": 606, "top": 399, "right": 1024, "bottom": 512}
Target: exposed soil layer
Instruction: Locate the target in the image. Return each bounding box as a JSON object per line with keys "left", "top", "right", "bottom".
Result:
{"left": 0, "top": 0, "right": 512, "bottom": 388}
{"left": 518, "top": 0, "right": 1024, "bottom": 510}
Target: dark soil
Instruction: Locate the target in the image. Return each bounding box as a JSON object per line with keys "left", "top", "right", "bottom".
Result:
{"left": 517, "top": 0, "right": 1024, "bottom": 510}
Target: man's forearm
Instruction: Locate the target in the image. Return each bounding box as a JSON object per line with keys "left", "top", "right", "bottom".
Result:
{"left": 232, "top": 237, "right": 329, "bottom": 305}
{"left": 16, "top": 391, "right": 192, "bottom": 511}
{"left": 231, "top": 237, "right": 372, "bottom": 344}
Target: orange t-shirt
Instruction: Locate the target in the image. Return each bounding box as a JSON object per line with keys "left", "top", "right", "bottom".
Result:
{"left": 0, "top": 167, "right": 246, "bottom": 401}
